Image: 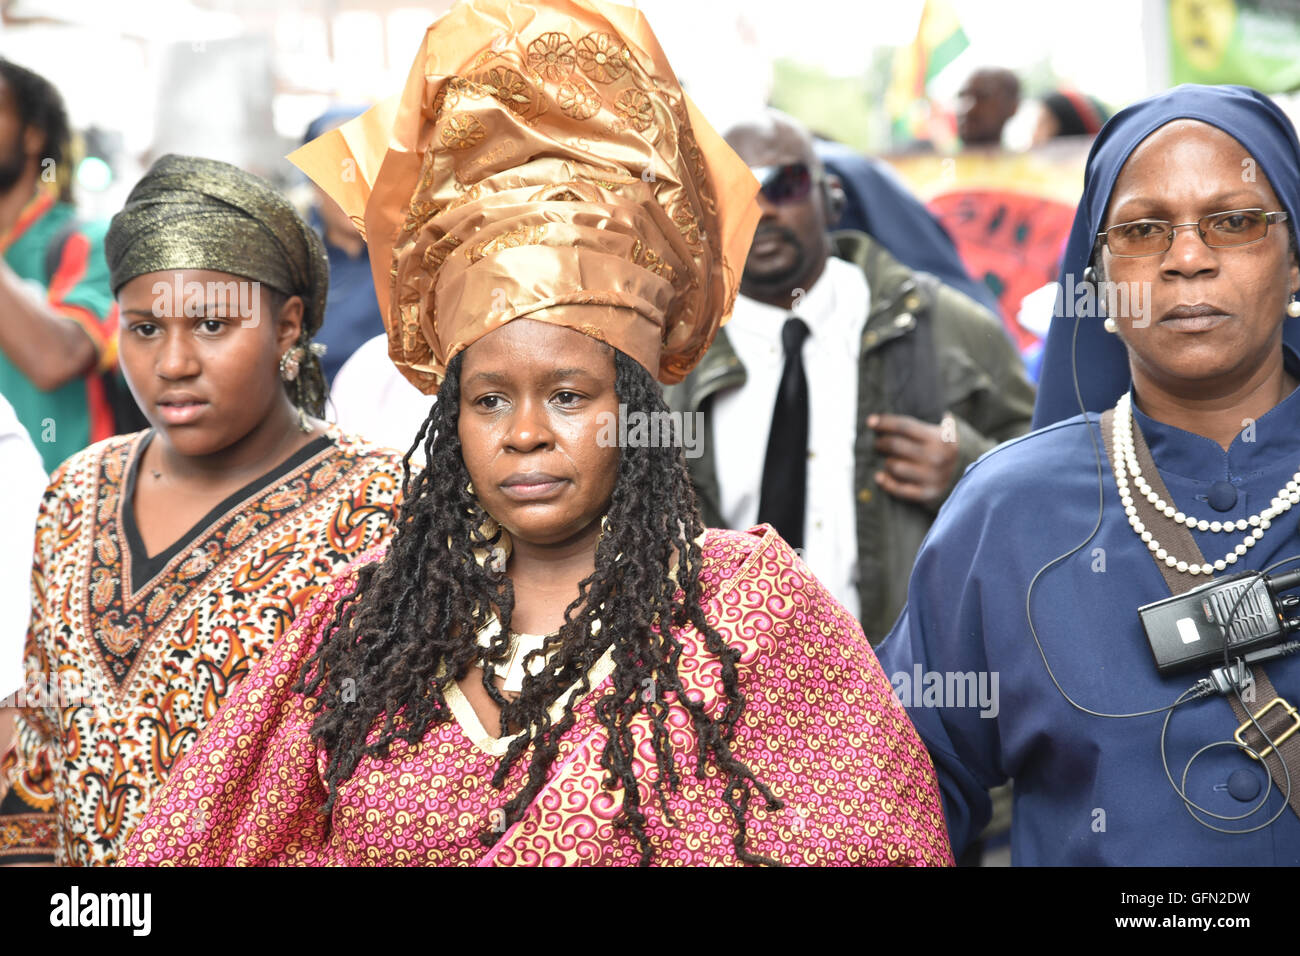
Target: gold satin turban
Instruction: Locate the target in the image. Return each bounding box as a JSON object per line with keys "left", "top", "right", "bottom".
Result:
{"left": 105, "top": 154, "right": 329, "bottom": 335}
{"left": 290, "top": 0, "right": 759, "bottom": 391}
{"left": 105, "top": 154, "right": 331, "bottom": 416}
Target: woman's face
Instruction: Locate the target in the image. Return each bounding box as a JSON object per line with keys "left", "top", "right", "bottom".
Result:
{"left": 118, "top": 268, "right": 303, "bottom": 457}
{"left": 1102, "top": 120, "right": 1300, "bottom": 395}
{"left": 458, "top": 319, "right": 621, "bottom": 549}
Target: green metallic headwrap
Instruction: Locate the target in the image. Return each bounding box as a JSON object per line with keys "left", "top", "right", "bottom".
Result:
{"left": 105, "top": 154, "right": 330, "bottom": 417}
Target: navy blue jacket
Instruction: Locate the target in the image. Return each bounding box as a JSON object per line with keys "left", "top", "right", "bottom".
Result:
{"left": 879, "top": 373, "right": 1300, "bottom": 864}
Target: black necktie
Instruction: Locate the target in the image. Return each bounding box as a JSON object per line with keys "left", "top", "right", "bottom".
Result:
{"left": 757, "top": 317, "right": 810, "bottom": 550}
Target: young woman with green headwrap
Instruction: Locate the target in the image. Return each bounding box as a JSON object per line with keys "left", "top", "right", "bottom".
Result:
{"left": 0, "top": 155, "right": 408, "bottom": 866}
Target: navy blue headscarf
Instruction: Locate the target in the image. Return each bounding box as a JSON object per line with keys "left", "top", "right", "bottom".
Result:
{"left": 1032, "top": 84, "right": 1300, "bottom": 428}
{"left": 814, "top": 138, "right": 1003, "bottom": 316}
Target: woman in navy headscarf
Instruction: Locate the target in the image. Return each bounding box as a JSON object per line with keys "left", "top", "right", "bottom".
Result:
{"left": 878, "top": 85, "right": 1300, "bottom": 865}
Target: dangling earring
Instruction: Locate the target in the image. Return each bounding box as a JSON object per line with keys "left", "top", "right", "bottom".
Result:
{"left": 279, "top": 348, "right": 311, "bottom": 431}
{"left": 1103, "top": 317, "right": 1118, "bottom": 333}
{"left": 1287, "top": 294, "right": 1300, "bottom": 318}
{"left": 279, "top": 347, "right": 302, "bottom": 382}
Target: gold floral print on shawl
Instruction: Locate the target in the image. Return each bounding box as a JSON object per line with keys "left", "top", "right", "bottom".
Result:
{"left": 614, "top": 89, "right": 654, "bottom": 132}
{"left": 558, "top": 80, "right": 601, "bottom": 120}
{"left": 575, "top": 32, "right": 630, "bottom": 83}
{"left": 526, "top": 32, "right": 577, "bottom": 81}
{"left": 441, "top": 114, "right": 487, "bottom": 150}
{"left": 470, "top": 66, "right": 533, "bottom": 115}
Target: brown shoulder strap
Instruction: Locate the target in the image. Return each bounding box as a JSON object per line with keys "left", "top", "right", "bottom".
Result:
{"left": 1102, "top": 405, "right": 1300, "bottom": 820}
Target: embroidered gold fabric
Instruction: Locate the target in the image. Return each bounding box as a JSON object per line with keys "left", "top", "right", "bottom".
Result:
{"left": 105, "top": 155, "right": 329, "bottom": 334}
{"left": 288, "top": 0, "right": 760, "bottom": 390}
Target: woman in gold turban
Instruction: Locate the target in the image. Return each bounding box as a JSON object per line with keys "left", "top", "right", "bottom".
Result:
{"left": 0, "top": 156, "right": 407, "bottom": 865}
{"left": 120, "top": 0, "right": 952, "bottom": 866}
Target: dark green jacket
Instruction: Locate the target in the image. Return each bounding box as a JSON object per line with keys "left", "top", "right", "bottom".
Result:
{"left": 665, "top": 231, "right": 1035, "bottom": 644}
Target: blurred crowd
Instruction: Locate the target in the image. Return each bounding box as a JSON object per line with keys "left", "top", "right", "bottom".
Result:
{"left": 3, "top": 0, "right": 1300, "bottom": 873}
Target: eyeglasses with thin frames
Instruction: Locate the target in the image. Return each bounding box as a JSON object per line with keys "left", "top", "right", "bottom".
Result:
{"left": 1097, "top": 208, "right": 1290, "bottom": 258}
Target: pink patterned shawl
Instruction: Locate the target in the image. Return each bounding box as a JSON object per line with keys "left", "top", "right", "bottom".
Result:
{"left": 119, "top": 526, "right": 953, "bottom": 866}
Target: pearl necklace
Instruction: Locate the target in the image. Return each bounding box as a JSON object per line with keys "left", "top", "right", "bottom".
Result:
{"left": 1111, "top": 392, "right": 1300, "bottom": 575}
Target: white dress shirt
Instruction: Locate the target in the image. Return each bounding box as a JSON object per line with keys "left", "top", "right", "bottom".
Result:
{"left": 1, "top": 393, "right": 50, "bottom": 702}
{"left": 712, "top": 256, "right": 870, "bottom": 620}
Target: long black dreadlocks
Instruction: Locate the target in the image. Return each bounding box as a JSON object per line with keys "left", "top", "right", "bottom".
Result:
{"left": 297, "top": 347, "right": 783, "bottom": 865}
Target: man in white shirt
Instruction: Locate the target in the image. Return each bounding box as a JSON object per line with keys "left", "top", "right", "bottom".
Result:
{"left": 666, "top": 110, "right": 1034, "bottom": 644}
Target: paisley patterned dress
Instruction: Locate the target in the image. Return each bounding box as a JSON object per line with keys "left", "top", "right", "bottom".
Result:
{"left": 120, "top": 526, "right": 953, "bottom": 866}
{"left": 0, "top": 426, "right": 406, "bottom": 865}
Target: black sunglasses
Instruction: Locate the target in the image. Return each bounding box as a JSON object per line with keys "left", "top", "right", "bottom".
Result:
{"left": 751, "top": 163, "right": 815, "bottom": 205}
